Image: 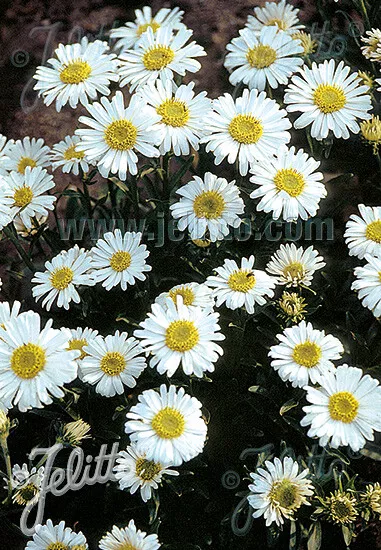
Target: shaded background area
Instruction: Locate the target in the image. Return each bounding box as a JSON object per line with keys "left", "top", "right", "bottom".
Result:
{"left": 1, "top": 1, "right": 381, "bottom": 549}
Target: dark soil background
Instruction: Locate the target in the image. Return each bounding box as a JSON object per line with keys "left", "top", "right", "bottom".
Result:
{"left": 1, "top": 1, "right": 381, "bottom": 549}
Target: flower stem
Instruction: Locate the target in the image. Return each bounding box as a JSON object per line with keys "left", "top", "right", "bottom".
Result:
{"left": 1, "top": 438, "right": 13, "bottom": 499}
{"left": 3, "top": 225, "right": 35, "bottom": 272}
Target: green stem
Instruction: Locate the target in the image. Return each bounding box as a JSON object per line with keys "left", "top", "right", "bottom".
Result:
{"left": 358, "top": 0, "right": 370, "bottom": 28}
{"left": 376, "top": 152, "right": 381, "bottom": 181}
{"left": 3, "top": 225, "right": 35, "bottom": 272}
{"left": 130, "top": 175, "right": 140, "bottom": 220}
{"left": 83, "top": 179, "right": 93, "bottom": 218}
{"left": 1, "top": 438, "right": 13, "bottom": 499}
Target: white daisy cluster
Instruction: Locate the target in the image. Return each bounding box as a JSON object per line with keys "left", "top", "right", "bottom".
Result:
{"left": 2, "top": 1, "right": 381, "bottom": 548}
{"left": 344, "top": 204, "right": 381, "bottom": 319}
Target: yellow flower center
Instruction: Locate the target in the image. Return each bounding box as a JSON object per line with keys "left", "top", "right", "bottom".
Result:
{"left": 143, "top": 45, "right": 175, "bottom": 70}
{"left": 274, "top": 168, "right": 305, "bottom": 197}
{"left": 192, "top": 238, "right": 211, "bottom": 248}
{"left": 13, "top": 186, "right": 34, "bottom": 207}
{"left": 50, "top": 267, "right": 74, "bottom": 290}
{"left": 329, "top": 391, "right": 359, "bottom": 423}
{"left": 328, "top": 492, "right": 358, "bottom": 524}
{"left": 193, "top": 190, "right": 226, "bottom": 219}
{"left": 60, "top": 60, "right": 92, "bottom": 84}
{"left": 269, "top": 479, "right": 300, "bottom": 509}
{"left": 292, "top": 31, "right": 317, "bottom": 55}
{"left": 246, "top": 44, "right": 277, "bottom": 69}
{"left": 113, "top": 545, "right": 136, "bottom": 550}
{"left": 105, "top": 120, "right": 138, "bottom": 151}
{"left": 228, "top": 114, "right": 264, "bottom": 144}
{"left": 360, "top": 116, "right": 381, "bottom": 151}
{"left": 366, "top": 220, "right": 381, "bottom": 243}
{"left": 63, "top": 144, "right": 85, "bottom": 161}
{"left": 157, "top": 98, "right": 190, "bottom": 127}
{"left": 292, "top": 341, "right": 322, "bottom": 368}
{"left": 71, "top": 546, "right": 88, "bottom": 550}
{"left": 169, "top": 286, "right": 196, "bottom": 306}
{"left": 11, "top": 343, "right": 46, "bottom": 379}
{"left": 68, "top": 338, "right": 88, "bottom": 360}
{"left": 137, "top": 21, "right": 161, "bottom": 36}
{"left": 266, "top": 18, "right": 287, "bottom": 30}
{"left": 228, "top": 270, "right": 256, "bottom": 293}
{"left": 46, "top": 544, "right": 69, "bottom": 550}
{"left": 165, "top": 320, "right": 199, "bottom": 352}
{"left": 14, "top": 483, "right": 39, "bottom": 504}
{"left": 135, "top": 457, "right": 162, "bottom": 480}
{"left": 109, "top": 250, "right": 132, "bottom": 272}
{"left": 151, "top": 407, "right": 186, "bottom": 439}
{"left": 100, "top": 351, "right": 126, "bottom": 376}
{"left": 17, "top": 157, "right": 37, "bottom": 175}
{"left": 313, "top": 84, "right": 347, "bottom": 114}
{"left": 282, "top": 261, "right": 305, "bottom": 282}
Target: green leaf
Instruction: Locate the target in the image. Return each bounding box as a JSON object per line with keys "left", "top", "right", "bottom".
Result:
{"left": 342, "top": 525, "right": 353, "bottom": 547}
{"left": 326, "top": 173, "right": 354, "bottom": 186}
{"left": 280, "top": 399, "right": 299, "bottom": 416}
{"left": 307, "top": 521, "right": 322, "bottom": 550}
{"left": 170, "top": 155, "right": 194, "bottom": 190}
{"left": 289, "top": 520, "right": 298, "bottom": 550}
{"left": 248, "top": 385, "right": 267, "bottom": 395}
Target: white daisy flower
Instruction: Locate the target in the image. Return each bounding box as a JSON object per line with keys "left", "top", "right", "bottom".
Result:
{"left": 344, "top": 204, "right": 381, "bottom": 260}
{"left": 246, "top": 0, "right": 304, "bottom": 34}
{"left": 31, "top": 246, "right": 95, "bottom": 311}
{"left": 50, "top": 135, "right": 89, "bottom": 175}
{"left": 284, "top": 59, "right": 372, "bottom": 140}
{"left": 113, "top": 443, "right": 178, "bottom": 502}
{"left": 99, "top": 520, "right": 160, "bottom": 550}
{"left": 155, "top": 282, "right": 215, "bottom": 312}
{"left": 201, "top": 88, "right": 291, "bottom": 176}
{"left": 249, "top": 146, "right": 326, "bottom": 221}
{"left": 139, "top": 80, "right": 212, "bottom": 156}
{"left": 1, "top": 166, "right": 56, "bottom": 230}
{"left": 247, "top": 457, "right": 314, "bottom": 527}
{"left": 33, "top": 36, "right": 119, "bottom": 112}
{"left": 90, "top": 229, "right": 151, "bottom": 291}
{"left": 170, "top": 172, "right": 244, "bottom": 242}
{"left": 65, "top": 327, "right": 99, "bottom": 366}
{"left": 125, "top": 384, "right": 207, "bottom": 466}
{"left": 110, "top": 6, "right": 184, "bottom": 51}
{"left": 0, "top": 134, "right": 14, "bottom": 176}
{"left": 266, "top": 243, "right": 326, "bottom": 287}
{"left": 80, "top": 331, "right": 146, "bottom": 397}
{"left": 134, "top": 296, "right": 224, "bottom": 378}
{"left": 301, "top": 364, "right": 381, "bottom": 452}
{"left": 26, "top": 519, "right": 88, "bottom": 550}
{"left": 0, "top": 300, "right": 22, "bottom": 327}
{"left": 206, "top": 255, "right": 276, "bottom": 314}
{"left": 225, "top": 26, "right": 303, "bottom": 92}
{"left": 13, "top": 212, "right": 47, "bottom": 237}
{"left": 8, "top": 463, "right": 44, "bottom": 506}
{"left": 361, "top": 28, "right": 381, "bottom": 62}
{"left": 0, "top": 310, "right": 78, "bottom": 412}
{"left": 352, "top": 254, "right": 381, "bottom": 317}
{"left": 75, "top": 90, "right": 161, "bottom": 181}
{"left": 269, "top": 320, "right": 344, "bottom": 388}
{"left": 4, "top": 137, "right": 50, "bottom": 175}
{"left": 117, "top": 27, "right": 206, "bottom": 92}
